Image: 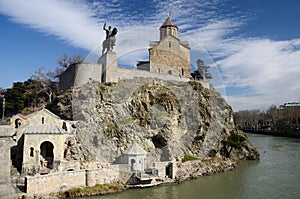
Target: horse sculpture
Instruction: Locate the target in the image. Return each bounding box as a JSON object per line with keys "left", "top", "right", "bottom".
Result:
{"left": 102, "top": 27, "right": 118, "bottom": 55}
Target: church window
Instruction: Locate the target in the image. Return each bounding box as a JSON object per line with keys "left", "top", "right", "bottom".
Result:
{"left": 181, "top": 68, "right": 184, "bottom": 76}
{"left": 62, "top": 122, "right": 67, "bottom": 131}
{"left": 169, "top": 41, "right": 171, "bottom": 48}
{"left": 15, "top": 119, "right": 21, "bottom": 128}
{"left": 168, "top": 70, "right": 172, "bottom": 75}
{"left": 158, "top": 68, "right": 161, "bottom": 73}
{"left": 30, "top": 147, "right": 34, "bottom": 157}
{"left": 42, "top": 117, "right": 44, "bottom": 124}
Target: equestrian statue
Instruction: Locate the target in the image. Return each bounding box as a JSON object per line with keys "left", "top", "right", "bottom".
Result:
{"left": 102, "top": 22, "right": 118, "bottom": 55}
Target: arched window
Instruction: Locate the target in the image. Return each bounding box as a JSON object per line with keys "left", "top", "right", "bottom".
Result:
{"left": 15, "top": 118, "right": 21, "bottom": 128}
{"left": 42, "top": 117, "right": 44, "bottom": 124}
{"left": 62, "top": 122, "right": 67, "bottom": 131}
{"left": 30, "top": 147, "right": 34, "bottom": 157}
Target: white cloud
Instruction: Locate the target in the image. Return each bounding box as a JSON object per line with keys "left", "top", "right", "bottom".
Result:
{"left": 0, "top": 0, "right": 102, "bottom": 50}
{"left": 218, "top": 38, "right": 300, "bottom": 110}
{"left": 1, "top": 0, "right": 299, "bottom": 111}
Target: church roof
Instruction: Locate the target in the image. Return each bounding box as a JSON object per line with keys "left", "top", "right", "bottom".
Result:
{"left": 160, "top": 16, "right": 178, "bottom": 29}
{"left": 24, "top": 125, "right": 67, "bottom": 134}
{"left": 123, "top": 142, "right": 147, "bottom": 155}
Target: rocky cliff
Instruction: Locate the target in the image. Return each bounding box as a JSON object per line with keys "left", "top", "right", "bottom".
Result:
{"left": 50, "top": 78, "right": 259, "bottom": 168}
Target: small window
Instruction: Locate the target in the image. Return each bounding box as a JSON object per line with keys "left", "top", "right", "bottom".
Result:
{"left": 169, "top": 41, "right": 171, "bottom": 48}
{"left": 62, "top": 122, "right": 67, "bottom": 131}
{"left": 15, "top": 119, "right": 21, "bottom": 128}
{"left": 181, "top": 68, "right": 184, "bottom": 76}
{"left": 42, "top": 117, "right": 44, "bottom": 124}
{"left": 30, "top": 147, "right": 34, "bottom": 157}
{"left": 168, "top": 70, "right": 172, "bottom": 75}
{"left": 158, "top": 68, "right": 161, "bottom": 73}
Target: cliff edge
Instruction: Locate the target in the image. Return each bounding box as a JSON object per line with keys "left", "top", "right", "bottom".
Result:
{"left": 50, "top": 78, "right": 259, "bottom": 171}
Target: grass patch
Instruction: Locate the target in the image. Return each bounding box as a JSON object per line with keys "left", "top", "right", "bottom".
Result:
{"left": 61, "top": 182, "right": 125, "bottom": 198}
{"left": 182, "top": 155, "right": 199, "bottom": 163}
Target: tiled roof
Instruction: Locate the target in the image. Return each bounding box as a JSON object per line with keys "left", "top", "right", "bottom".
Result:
{"left": 160, "top": 17, "right": 178, "bottom": 28}
{"left": 24, "top": 125, "right": 66, "bottom": 134}
{"left": 123, "top": 142, "right": 147, "bottom": 155}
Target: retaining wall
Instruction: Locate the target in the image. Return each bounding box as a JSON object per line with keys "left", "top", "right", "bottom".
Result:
{"left": 25, "top": 167, "right": 132, "bottom": 197}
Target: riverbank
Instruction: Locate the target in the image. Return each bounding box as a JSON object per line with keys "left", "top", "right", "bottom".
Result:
{"left": 58, "top": 183, "right": 125, "bottom": 198}
{"left": 58, "top": 158, "right": 241, "bottom": 199}
{"left": 243, "top": 129, "right": 300, "bottom": 138}
{"left": 75, "top": 134, "right": 300, "bottom": 199}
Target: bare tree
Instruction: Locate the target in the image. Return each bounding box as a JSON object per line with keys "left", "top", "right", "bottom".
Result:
{"left": 57, "top": 54, "right": 84, "bottom": 68}
{"left": 31, "top": 67, "right": 57, "bottom": 103}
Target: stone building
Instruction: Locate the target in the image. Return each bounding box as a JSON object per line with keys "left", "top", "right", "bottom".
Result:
{"left": 59, "top": 16, "right": 191, "bottom": 91}
{"left": 10, "top": 108, "right": 77, "bottom": 176}
{"left": 137, "top": 16, "right": 191, "bottom": 77}
{"left": 121, "top": 142, "right": 147, "bottom": 172}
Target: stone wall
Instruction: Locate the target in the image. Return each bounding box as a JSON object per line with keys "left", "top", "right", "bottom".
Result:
{"left": 59, "top": 62, "right": 103, "bottom": 91}
{"left": 26, "top": 170, "right": 86, "bottom": 197}
{"left": 86, "top": 168, "right": 132, "bottom": 187}
{"left": 118, "top": 68, "right": 190, "bottom": 82}
{"left": 74, "top": 63, "right": 103, "bottom": 87}
{"left": 0, "top": 126, "right": 16, "bottom": 199}
{"left": 22, "top": 133, "right": 69, "bottom": 174}
{"left": 59, "top": 64, "right": 76, "bottom": 91}
{"left": 149, "top": 35, "right": 190, "bottom": 77}
{"left": 25, "top": 168, "right": 132, "bottom": 197}
{"left": 98, "top": 51, "right": 118, "bottom": 83}
{"left": 59, "top": 51, "right": 191, "bottom": 91}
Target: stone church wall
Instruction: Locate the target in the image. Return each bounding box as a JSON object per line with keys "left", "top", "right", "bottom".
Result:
{"left": 149, "top": 35, "right": 190, "bottom": 77}
{"left": 22, "top": 133, "right": 68, "bottom": 175}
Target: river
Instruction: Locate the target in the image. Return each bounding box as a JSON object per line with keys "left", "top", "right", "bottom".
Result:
{"left": 80, "top": 134, "right": 300, "bottom": 199}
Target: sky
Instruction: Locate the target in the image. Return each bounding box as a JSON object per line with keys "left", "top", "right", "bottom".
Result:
{"left": 0, "top": 0, "right": 300, "bottom": 111}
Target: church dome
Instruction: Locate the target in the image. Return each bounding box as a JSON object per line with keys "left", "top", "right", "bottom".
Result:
{"left": 160, "top": 16, "right": 178, "bottom": 29}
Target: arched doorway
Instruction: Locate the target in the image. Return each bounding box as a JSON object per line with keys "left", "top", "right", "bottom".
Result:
{"left": 40, "top": 141, "right": 54, "bottom": 169}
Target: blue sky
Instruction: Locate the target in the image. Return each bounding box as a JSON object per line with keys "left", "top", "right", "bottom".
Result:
{"left": 0, "top": 0, "right": 300, "bottom": 111}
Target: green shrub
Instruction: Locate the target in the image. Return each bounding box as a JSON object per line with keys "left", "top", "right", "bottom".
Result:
{"left": 182, "top": 155, "right": 199, "bottom": 162}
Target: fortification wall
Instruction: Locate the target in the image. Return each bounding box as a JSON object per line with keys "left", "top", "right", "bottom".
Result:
{"left": 118, "top": 68, "right": 190, "bottom": 82}
{"left": 59, "top": 64, "right": 76, "bottom": 91}
{"left": 74, "top": 63, "right": 103, "bottom": 87}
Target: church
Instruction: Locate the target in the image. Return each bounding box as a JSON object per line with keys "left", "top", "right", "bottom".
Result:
{"left": 137, "top": 16, "right": 190, "bottom": 77}
{"left": 59, "top": 16, "right": 191, "bottom": 91}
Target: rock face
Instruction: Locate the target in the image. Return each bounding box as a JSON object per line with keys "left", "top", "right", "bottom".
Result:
{"left": 51, "top": 78, "right": 259, "bottom": 168}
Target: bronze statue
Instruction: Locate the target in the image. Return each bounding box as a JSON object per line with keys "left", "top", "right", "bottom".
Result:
{"left": 102, "top": 22, "right": 118, "bottom": 55}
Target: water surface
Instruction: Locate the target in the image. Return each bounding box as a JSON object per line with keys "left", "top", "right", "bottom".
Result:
{"left": 80, "top": 134, "right": 300, "bottom": 199}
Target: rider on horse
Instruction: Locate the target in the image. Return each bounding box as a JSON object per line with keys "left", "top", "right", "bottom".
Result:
{"left": 102, "top": 23, "right": 118, "bottom": 55}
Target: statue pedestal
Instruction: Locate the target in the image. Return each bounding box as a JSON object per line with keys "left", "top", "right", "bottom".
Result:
{"left": 97, "top": 51, "right": 118, "bottom": 83}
